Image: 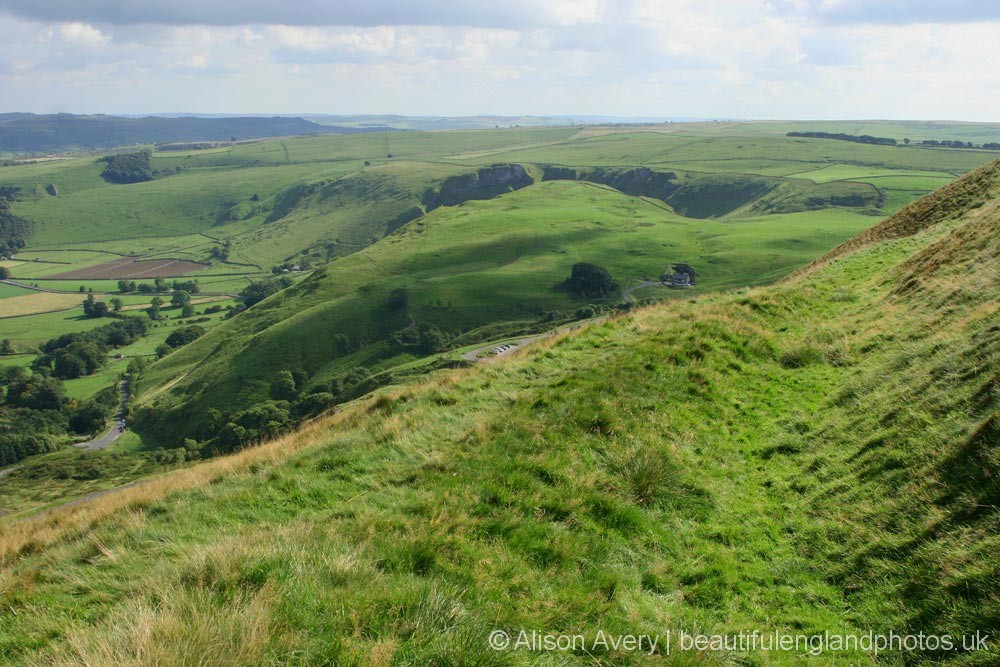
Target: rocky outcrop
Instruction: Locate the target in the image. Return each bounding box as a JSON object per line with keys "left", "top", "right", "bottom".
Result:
{"left": 424, "top": 164, "right": 533, "bottom": 210}
{"left": 542, "top": 166, "right": 680, "bottom": 201}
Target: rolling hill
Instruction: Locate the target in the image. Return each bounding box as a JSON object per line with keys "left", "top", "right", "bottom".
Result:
{"left": 1, "top": 159, "right": 997, "bottom": 665}
{"left": 0, "top": 113, "right": 377, "bottom": 155}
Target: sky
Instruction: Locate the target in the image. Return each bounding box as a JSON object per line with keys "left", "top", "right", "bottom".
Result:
{"left": 0, "top": 0, "right": 998, "bottom": 120}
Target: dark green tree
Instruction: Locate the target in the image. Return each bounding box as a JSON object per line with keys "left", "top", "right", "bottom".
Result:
{"left": 564, "top": 262, "right": 618, "bottom": 298}
{"left": 170, "top": 290, "right": 190, "bottom": 308}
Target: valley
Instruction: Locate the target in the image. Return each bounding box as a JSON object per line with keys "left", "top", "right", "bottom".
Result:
{"left": 2, "top": 122, "right": 999, "bottom": 516}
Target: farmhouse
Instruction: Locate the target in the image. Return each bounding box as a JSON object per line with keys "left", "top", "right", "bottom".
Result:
{"left": 662, "top": 263, "right": 697, "bottom": 289}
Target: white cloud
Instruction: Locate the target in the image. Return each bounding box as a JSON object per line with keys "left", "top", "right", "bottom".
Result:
{"left": 0, "top": 1, "right": 997, "bottom": 119}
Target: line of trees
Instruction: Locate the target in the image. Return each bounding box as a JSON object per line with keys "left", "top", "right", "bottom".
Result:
{"left": 786, "top": 131, "right": 897, "bottom": 146}
{"left": 788, "top": 131, "right": 1000, "bottom": 151}
{"left": 921, "top": 139, "right": 1000, "bottom": 150}
{"left": 117, "top": 278, "right": 200, "bottom": 294}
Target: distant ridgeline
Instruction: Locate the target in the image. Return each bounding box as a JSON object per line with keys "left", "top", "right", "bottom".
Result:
{"left": 0, "top": 185, "right": 29, "bottom": 257}
{"left": 0, "top": 113, "right": 385, "bottom": 154}
{"left": 788, "top": 131, "right": 1000, "bottom": 150}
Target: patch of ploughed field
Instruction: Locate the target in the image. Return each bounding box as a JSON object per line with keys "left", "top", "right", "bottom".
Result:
{"left": 46, "top": 258, "right": 209, "bottom": 280}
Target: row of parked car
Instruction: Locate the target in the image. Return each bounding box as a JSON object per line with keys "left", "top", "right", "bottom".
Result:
{"left": 489, "top": 342, "right": 516, "bottom": 356}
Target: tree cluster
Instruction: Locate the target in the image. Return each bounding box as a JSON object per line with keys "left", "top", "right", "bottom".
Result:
{"left": 563, "top": 262, "right": 619, "bottom": 298}
{"left": 33, "top": 317, "right": 148, "bottom": 379}
{"left": 82, "top": 293, "right": 110, "bottom": 318}
{"left": 98, "top": 150, "right": 154, "bottom": 184}
{"left": 240, "top": 276, "right": 293, "bottom": 307}
{"left": 199, "top": 367, "right": 388, "bottom": 454}
{"left": 387, "top": 323, "right": 451, "bottom": 355}
{"left": 0, "top": 366, "right": 122, "bottom": 466}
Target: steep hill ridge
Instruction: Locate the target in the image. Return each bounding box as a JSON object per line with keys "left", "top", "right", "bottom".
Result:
{"left": 542, "top": 164, "right": 880, "bottom": 218}
{"left": 1, "top": 162, "right": 997, "bottom": 664}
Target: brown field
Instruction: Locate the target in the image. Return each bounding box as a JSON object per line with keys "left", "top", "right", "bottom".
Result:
{"left": 46, "top": 257, "right": 208, "bottom": 280}
{"left": 0, "top": 291, "right": 84, "bottom": 317}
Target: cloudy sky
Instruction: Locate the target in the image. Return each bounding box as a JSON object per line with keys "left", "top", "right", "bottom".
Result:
{"left": 0, "top": 0, "right": 998, "bottom": 120}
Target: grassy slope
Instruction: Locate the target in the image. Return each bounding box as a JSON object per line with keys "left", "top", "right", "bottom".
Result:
{"left": 1, "top": 162, "right": 997, "bottom": 665}
{"left": 136, "top": 180, "right": 877, "bottom": 443}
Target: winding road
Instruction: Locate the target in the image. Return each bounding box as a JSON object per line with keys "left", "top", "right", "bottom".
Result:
{"left": 461, "top": 317, "right": 609, "bottom": 362}
{"left": 75, "top": 378, "right": 131, "bottom": 451}
{"left": 461, "top": 280, "right": 663, "bottom": 363}
{"left": 622, "top": 279, "right": 664, "bottom": 304}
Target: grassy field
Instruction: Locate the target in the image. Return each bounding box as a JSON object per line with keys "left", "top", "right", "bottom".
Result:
{"left": 0, "top": 291, "right": 83, "bottom": 317}
{"left": 0, "top": 159, "right": 996, "bottom": 665}
{"left": 0, "top": 283, "right": 32, "bottom": 299}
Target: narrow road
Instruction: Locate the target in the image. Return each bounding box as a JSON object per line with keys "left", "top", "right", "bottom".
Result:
{"left": 622, "top": 279, "right": 663, "bottom": 304}
{"left": 461, "top": 334, "right": 548, "bottom": 362}
{"left": 461, "top": 317, "right": 609, "bottom": 362}
{"left": 75, "top": 378, "right": 130, "bottom": 451}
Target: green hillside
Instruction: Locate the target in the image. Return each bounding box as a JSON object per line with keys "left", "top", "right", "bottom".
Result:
{"left": 2, "top": 160, "right": 997, "bottom": 665}
{"left": 133, "top": 178, "right": 879, "bottom": 445}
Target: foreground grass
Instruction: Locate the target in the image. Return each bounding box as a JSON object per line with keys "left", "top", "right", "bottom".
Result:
{"left": 1, "top": 163, "right": 997, "bottom": 665}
